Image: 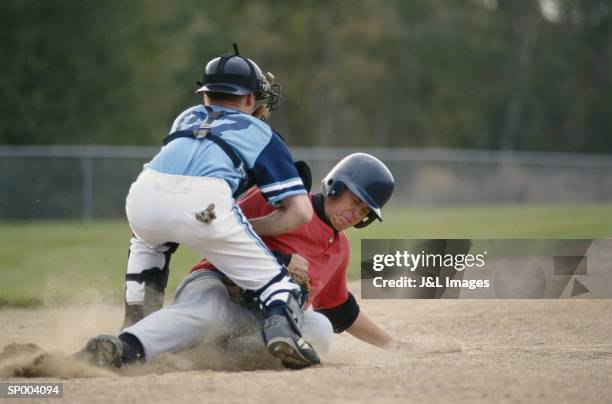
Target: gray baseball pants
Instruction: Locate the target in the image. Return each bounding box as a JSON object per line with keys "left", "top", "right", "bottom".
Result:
{"left": 123, "top": 269, "right": 334, "bottom": 362}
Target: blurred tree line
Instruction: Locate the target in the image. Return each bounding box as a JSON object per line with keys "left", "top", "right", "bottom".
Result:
{"left": 1, "top": 0, "right": 610, "bottom": 152}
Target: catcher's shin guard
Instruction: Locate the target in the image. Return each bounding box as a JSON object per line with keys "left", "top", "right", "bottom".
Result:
{"left": 121, "top": 302, "right": 145, "bottom": 329}
{"left": 262, "top": 290, "right": 320, "bottom": 369}
{"left": 121, "top": 279, "right": 166, "bottom": 329}
{"left": 123, "top": 240, "right": 178, "bottom": 329}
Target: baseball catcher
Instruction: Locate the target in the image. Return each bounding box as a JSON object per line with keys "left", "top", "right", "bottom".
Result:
{"left": 105, "top": 44, "right": 318, "bottom": 368}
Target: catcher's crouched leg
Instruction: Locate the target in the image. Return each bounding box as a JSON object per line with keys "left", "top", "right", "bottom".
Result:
{"left": 258, "top": 283, "right": 320, "bottom": 369}
{"left": 122, "top": 240, "right": 179, "bottom": 329}
{"left": 122, "top": 277, "right": 166, "bottom": 330}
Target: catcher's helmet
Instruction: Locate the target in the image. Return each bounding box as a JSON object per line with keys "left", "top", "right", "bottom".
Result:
{"left": 196, "top": 44, "right": 281, "bottom": 110}
{"left": 322, "top": 153, "right": 395, "bottom": 228}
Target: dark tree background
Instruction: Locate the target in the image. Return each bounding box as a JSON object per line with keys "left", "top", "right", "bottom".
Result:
{"left": 1, "top": 0, "right": 610, "bottom": 152}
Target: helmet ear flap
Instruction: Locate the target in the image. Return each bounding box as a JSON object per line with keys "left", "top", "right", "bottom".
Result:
{"left": 325, "top": 179, "right": 345, "bottom": 197}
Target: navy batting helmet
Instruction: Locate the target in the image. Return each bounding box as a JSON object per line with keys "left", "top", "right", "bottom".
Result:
{"left": 196, "top": 44, "right": 281, "bottom": 110}
{"left": 321, "top": 153, "right": 395, "bottom": 228}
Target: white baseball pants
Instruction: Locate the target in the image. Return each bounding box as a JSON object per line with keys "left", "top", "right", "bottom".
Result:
{"left": 125, "top": 169, "right": 299, "bottom": 304}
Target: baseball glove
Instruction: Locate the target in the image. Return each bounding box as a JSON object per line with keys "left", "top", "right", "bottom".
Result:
{"left": 288, "top": 265, "right": 310, "bottom": 292}
{"left": 285, "top": 253, "right": 310, "bottom": 292}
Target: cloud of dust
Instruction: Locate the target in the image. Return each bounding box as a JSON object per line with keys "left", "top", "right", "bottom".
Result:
{"left": 0, "top": 343, "right": 111, "bottom": 378}
{"left": 0, "top": 307, "right": 283, "bottom": 379}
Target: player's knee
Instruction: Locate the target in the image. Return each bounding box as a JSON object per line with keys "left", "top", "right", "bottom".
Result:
{"left": 302, "top": 311, "right": 333, "bottom": 354}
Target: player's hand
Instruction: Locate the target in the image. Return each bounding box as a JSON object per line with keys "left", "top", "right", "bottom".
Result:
{"left": 288, "top": 254, "right": 309, "bottom": 275}
{"left": 288, "top": 254, "right": 310, "bottom": 291}
{"left": 383, "top": 339, "right": 414, "bottom": 351}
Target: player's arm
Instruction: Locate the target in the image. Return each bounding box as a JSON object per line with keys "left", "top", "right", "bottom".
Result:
{"left": 345, "top": 310, "right": 393, "bottom": 347}
{"left": 249, "top": 194, "right": 312, "bottom": 236}
{"left": 317, "top": 294, "right": 409, "bottom": 349}
{"left": 314, "top": 248, "right": 408, "bottom": 349}
{"left": 236, "top": 180, "right": 311, "bottom": 239}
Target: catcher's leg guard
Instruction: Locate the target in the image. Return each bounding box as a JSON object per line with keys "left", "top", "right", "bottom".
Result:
{"left": 261, "top": 289, "right": 320, "bottom": 369}
{"left": 121, "top": 302, "right": 145, "bottom": 329}
{"left": 122, "top": 240, "right": 178, "bottom": 329}
{"left": 122, "top": 268, "right": 167, "bottom": 329}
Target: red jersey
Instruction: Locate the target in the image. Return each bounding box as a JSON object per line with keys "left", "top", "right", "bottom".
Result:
{"left": 191, "top": 188, "right": 350, "bottom": 310}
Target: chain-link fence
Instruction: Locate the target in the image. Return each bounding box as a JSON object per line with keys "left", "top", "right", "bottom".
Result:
{"left": 1, "top": 146, "right": 611, "bottom": 220}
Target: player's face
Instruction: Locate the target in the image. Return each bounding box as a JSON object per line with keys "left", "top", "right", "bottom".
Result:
{"left": 325, "top": 190, "right": 370, "bottom": 231}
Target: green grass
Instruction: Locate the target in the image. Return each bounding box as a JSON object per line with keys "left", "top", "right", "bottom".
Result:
{"left": 2, "top": 203, "right": 612, "bottom": 307}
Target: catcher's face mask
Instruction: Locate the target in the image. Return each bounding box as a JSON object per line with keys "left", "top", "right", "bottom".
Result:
{"left": 256, "top": 71, "right": 281, "bottom": 111}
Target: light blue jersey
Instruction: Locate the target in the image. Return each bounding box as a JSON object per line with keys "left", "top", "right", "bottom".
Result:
{"left": 148, "top": 105, "right": 305, "bottom": 205}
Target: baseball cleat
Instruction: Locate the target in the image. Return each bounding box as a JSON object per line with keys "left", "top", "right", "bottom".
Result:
{"left": 263, "top": 314, "right": 320, "bottom": 369}
{"left": 73, "top": 335, "right": 125, "bottom": 368}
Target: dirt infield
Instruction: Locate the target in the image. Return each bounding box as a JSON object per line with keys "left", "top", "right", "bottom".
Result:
{"left": 1, "top": 282, "right": 611, "bottom": 403}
